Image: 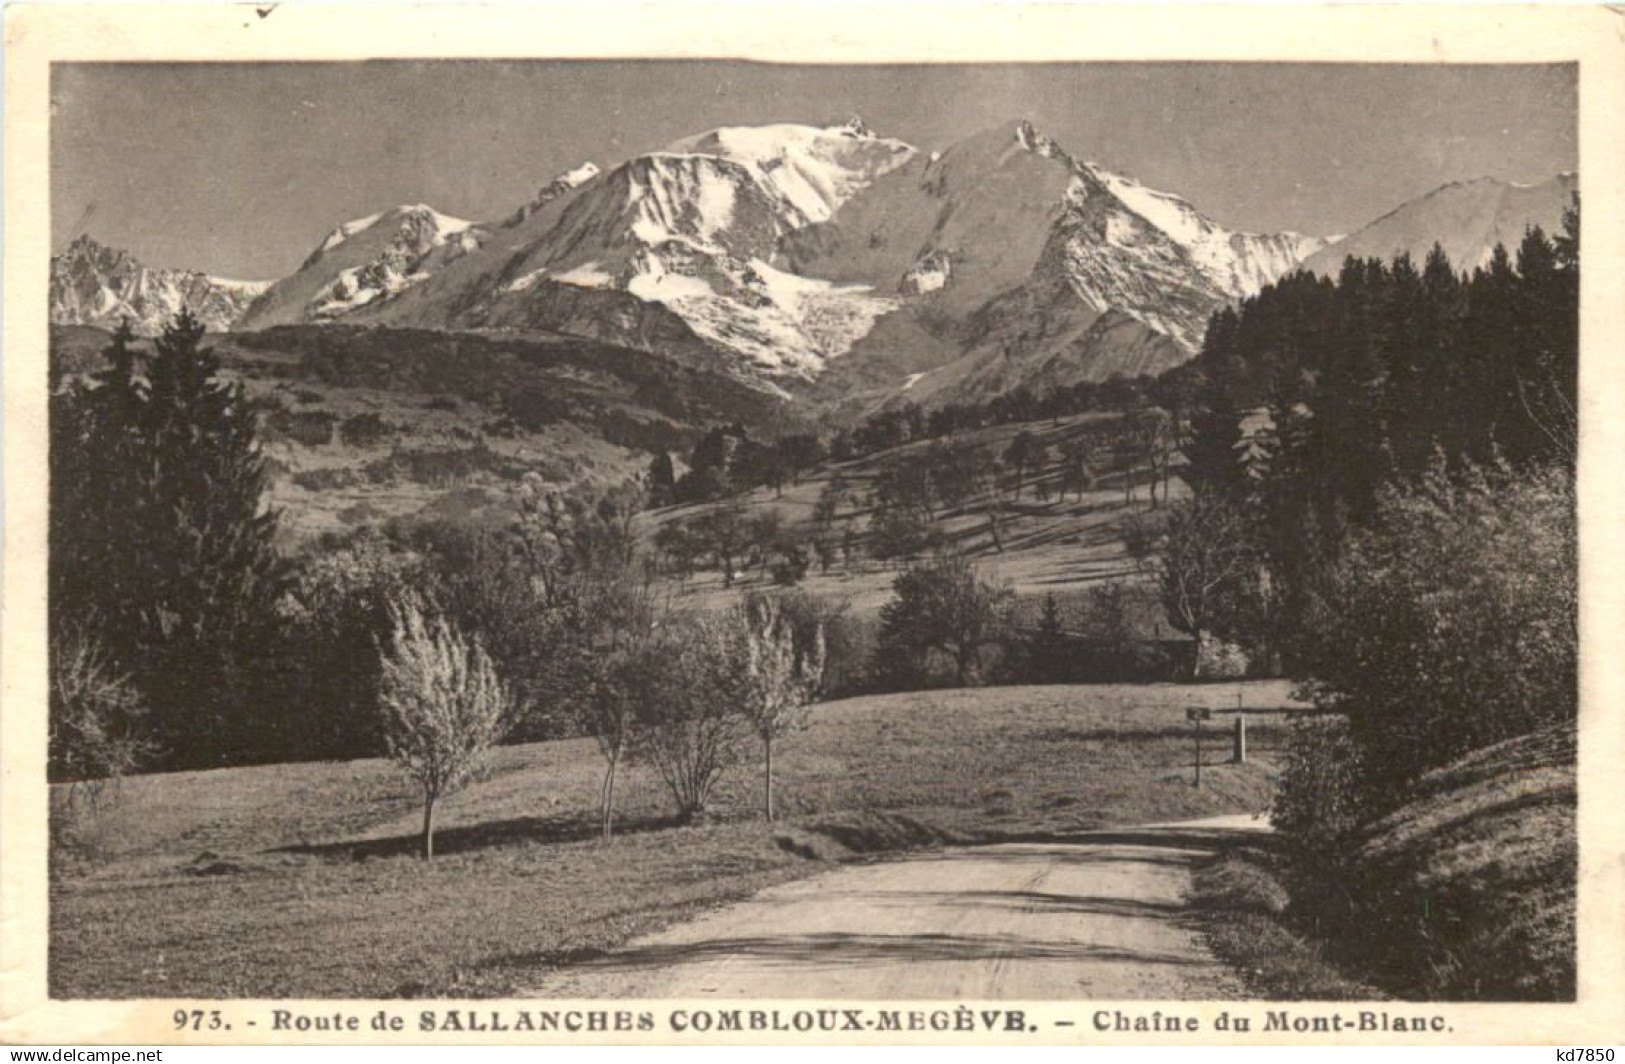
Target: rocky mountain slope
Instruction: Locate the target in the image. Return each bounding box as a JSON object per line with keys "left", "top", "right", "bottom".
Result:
{"left": 783, "top": 120, "right": 1324, "bottom": 414}
{"left": 236, "top": 204, "right": 491, "bottom": 329}
{"left": 49, "top": 235, "right": 269, "bottom": 334}
{"left": 348, "top": 119, "right": 917, "bottom": 387}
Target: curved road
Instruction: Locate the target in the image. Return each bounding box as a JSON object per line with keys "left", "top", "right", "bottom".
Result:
{"left": 533, "top": 814, "right": 1269, "bottom": 999}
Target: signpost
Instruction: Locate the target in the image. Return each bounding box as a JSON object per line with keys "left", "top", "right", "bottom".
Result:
{"left": 1233, "top": 689, "right": 1247, "bottom": 763}
{"left": 1186, "top": 707, "right": 1212, "bottom": 788}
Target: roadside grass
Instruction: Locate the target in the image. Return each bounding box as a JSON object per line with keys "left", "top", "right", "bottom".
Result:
{"left": 1339, "top": 723, "right": 1576, "bottom": 1001}
{"left": 1192, "top": 722, "right": 1575, "bottom": 1003}
{"left": 50, "top": 681, "right": 1297, "bottom": 998}
{"left": 1191, "top": 844, "right": 1381, "bottom": 1001}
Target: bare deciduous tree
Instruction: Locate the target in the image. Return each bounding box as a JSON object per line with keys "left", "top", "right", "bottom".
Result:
{"left": 1155, "top": 493, "right": 1257, "bottom": 655}
{"left": 49, "top": 628, "right": 152, "bottom": 829}
{"left": 586, "top": 626, "right": 665, "bottom": 842}
{"left": 1131, "top": 410, "right": 1178, "bottom": 509}
{"left": 377, "top": 595, "right": 513, "bottom": 859}
{"left": 632, "top": 614, "right": 748, "bottom": 822}
{"left": 738, "top": 598, "right": 825, "bottom": 821}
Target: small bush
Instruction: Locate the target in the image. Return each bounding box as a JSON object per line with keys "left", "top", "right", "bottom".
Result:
{"left": 339, "top": 412, "right": 395, "bottom": 447}
{"left": 770, "top": 549, "right": 810, "bottom": 586}
{"left": 1194, "top": 849, "right": 1378, "bottom": 1001}
{"left": 1271, "top": 715, "right": 1367, "bottom": 858}
{"left": 263, "top": 409, "right": 336, "bottom": 446}
{"left": 362, "top": 443, "right": 521, "bottom": 488}
{"left": 49, "top": 630, "right": 153, "bottom": 857}
{"left": 291, "top": 467, "right": 363, "bottom": 491}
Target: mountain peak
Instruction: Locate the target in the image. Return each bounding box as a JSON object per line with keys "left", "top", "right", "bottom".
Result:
{"left": 60, "top": 232, "right": 124, "bottom": 266}
{"left": 244, "top": 201, "right": 487, "bottom": 329}
{"left": 311, "top": 204, "right": 473, "bottom": 260}
{"left": 506, "top": 162, "right": 601, "bottom": 227}
{"left": 51, "top": 236, "right": 266, "bottom": 334}
{"left": 1013, "top": 119, "right": 1065, "bottom": 160}
{"left": 836, "top": 115, "right": 871, "bottom": 138}
{"left": 659, "top": 120, "right": 916, "bottom": 225}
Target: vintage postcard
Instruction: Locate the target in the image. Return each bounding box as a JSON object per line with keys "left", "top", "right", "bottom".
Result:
{"left": 3, "top": 1, "right": 1623, "bottom": 1047}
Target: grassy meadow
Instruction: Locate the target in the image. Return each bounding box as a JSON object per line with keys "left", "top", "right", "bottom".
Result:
{"left": 51, "top": 681, "right": 1297, "bottom": 998}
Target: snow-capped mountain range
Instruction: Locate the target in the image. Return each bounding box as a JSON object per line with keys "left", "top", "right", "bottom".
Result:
{"left": 50, "top": 117, "right": 1575, "bottom": 411}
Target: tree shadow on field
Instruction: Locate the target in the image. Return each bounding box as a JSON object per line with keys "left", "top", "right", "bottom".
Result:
{"left": 271, "top": 810, "right": 682, "bottom": 861}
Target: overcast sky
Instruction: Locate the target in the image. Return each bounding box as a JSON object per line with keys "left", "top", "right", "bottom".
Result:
{"left": 51, "top": 61, "right": 1576, "bottom": 280}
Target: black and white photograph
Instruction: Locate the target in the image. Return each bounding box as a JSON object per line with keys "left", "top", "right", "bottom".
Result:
{"left": 4, "top": 2, "right": 1622, "bottom": 1048}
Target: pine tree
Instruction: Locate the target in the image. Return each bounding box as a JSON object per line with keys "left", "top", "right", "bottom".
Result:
{"left": 121, "top": 312, "right": 288, "bottom": 764}
{"left": 52, "top": 323, "right": 151, "bottom": 644}
{"left": 1510, "top": 225, "right": 1576, "bottom": 466}
{"left": 1182, "top": 402, "right": 1249, "bottom": 500}
{"left": 680, "top": 426, "right": 732, "bottom": 501}
{"left": 1457, "top": 244, "right": 1522, "bottom": 463}
{"left": 1024, "top": 593, "right": 1071, "bottom": 684}
{"left": 647, "top": 450, "right": 676, "bottom": 505}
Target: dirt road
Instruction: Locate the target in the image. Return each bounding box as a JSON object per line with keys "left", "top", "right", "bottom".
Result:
{"left": 533, "top": 814, "right": 1268, "bottom": 999}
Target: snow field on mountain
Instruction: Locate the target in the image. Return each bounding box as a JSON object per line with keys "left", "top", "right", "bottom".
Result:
{"left": 666, "top": 122, "right": 916, "bottom": 224}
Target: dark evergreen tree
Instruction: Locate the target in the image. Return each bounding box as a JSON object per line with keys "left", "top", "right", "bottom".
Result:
{"left": 647, "top": 450, "right": 676, "bottom": 505}
{"left": 51, "top": 312, "right": 292, "bottom": 767}
{"left": 677, "top": 426, "right": 733, "bottom": 502}
{"left": 1174, "top": 220, "right": 1576, "bottom": 676}
{"left": 1023, "top": 593, "right": 1071, "bottom": 684}
{"left": 1510, "top": 223, "right": 1577, "bottom": 466}
{"left": 1181, "top": 399, "right": 1249, "bottom": 501}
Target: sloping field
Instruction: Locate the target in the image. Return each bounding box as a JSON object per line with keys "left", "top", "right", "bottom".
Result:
{"left": 648, "top": 410, "right": 1181, "bottom": 615}
{"left": 50, "top": 681, "right": 1296, "bottom": 998}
